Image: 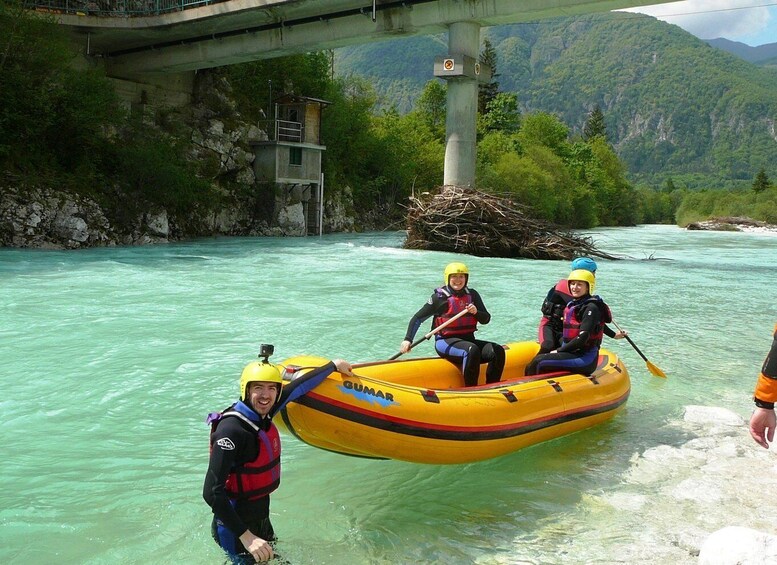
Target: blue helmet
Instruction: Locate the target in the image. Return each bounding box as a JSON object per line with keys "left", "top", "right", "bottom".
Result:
{"left": 570, "top": 257, "right": 597, "bottom": 273}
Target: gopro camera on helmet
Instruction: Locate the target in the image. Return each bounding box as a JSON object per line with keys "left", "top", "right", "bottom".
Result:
{"left": 259, "top": 343, "right": 274, "bottom": 363}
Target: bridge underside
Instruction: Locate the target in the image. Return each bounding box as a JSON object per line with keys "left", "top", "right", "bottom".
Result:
{"left": 60, "top": 0, "right": 678, "bottom": 76}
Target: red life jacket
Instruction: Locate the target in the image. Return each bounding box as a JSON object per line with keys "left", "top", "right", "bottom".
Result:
{"left": 433, "top": 287, "right": 478, "bottom": 337}
{"left": 212, "top": 409, "right": 282, "bottom": 502}
{"left": 561, "top": 296, "right": 612, "bottom": 351}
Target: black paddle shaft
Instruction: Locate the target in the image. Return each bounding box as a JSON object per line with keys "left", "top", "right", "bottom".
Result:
{"left": 624, "top": 335, "right": 650, "bottom": 362}
{"left": 388, "top": 336, "right": 429, "bottom": 360}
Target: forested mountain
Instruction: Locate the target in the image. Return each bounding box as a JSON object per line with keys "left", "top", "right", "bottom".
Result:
{"left": 705, "top": 38, "right": 777, "bottom": 65}
{"left": 334, "top": 12, "right": 777, "bottom": 189}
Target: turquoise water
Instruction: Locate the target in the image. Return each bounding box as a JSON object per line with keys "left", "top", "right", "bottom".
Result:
{"left": 1, "top": 225, "right": 775, "bottom": 564}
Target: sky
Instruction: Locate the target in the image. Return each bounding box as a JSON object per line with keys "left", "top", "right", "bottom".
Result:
{"left": 620, "top": 0, "right": 777, "bottom": 46}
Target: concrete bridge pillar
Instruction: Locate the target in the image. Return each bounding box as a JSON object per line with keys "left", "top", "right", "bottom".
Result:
{"left": 442, "top": 21, "right": 480, "bottom": 188}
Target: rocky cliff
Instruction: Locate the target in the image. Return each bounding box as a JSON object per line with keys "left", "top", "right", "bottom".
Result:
{"left": 0, "top": 72, "right": 356, "bottom": 249}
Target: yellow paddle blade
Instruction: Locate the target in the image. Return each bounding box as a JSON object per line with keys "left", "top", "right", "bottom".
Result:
{"left": 646, "top": 360, "right": 667, "bottom": 378}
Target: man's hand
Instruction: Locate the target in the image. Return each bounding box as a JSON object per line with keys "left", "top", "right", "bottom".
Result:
{"left": 239, "top": 530, "right": 274, "bottom": 562}
{"left": 333, "top": 358, "right": 353, "bottom": 377}
{"left": 749, "top": 407, "right": 776, "bottom": 449}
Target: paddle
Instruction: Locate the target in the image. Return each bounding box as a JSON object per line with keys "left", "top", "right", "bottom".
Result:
{"left": 389, "top": 308, "right": 471, "bottom": 361}
{"left": 612, "top": 320, "right": 667, "bottom": 378}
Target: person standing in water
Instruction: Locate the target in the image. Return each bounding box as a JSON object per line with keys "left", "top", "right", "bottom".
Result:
{"left": 399, "top": 262, "right": 505, "bottom": 387}
{"left": 750, "top": 323, "right": 777, "bottom": 449}
{"left": 526, "top": 269, "right": 623, "bottom": 376}
{"left": 203, "top": 345, "right": 352, "bottom": 563}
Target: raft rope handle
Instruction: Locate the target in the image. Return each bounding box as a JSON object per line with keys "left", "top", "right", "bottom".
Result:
{"left": 347, "top": 370, "right": 597, "bottom": 400}
{"left": 283, "top": 363, "right": 599, "bottom": 401}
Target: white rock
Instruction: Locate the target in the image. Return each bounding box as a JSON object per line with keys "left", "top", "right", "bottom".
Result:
{"left": 641, "top": 443, "right": 692, "bottom": 463}
{"left": 670, "top": 477, "right": 723, "bottom": 503}
{"left": 146, "top": 211, "right": 169, "bottom": 237}
{"left": 53, "top": 213, "right": 88, "bottom": 242}
{"left": 684, "top": 405, "right": 745, "bottom": 426}
{"left": 26, "top": 211, "right": 42, "bottom": 228}
{"left": 207, "top": 119, "right": 224, "bottom": 136}
{"left": 246, "top": 124, "right": 263, "bottom": 142}
{"left": 699, "top": 526, "right": 777, "bottom": 564}
{"left": 276, "top": 202, "right": 306, "bottom": 236}
{"left": 236, "top": 168, "right": 255, "bottom": 185}
{"left": 600, "top": 492, "right": 648, "bottom": 512}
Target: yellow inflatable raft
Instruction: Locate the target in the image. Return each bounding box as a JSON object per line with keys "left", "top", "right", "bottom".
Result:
{"left": 275, "top": 341, "right": 630, "bottom": 464}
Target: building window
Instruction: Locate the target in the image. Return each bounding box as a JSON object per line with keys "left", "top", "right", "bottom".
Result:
{"left": 289, "top": 147, "right": 302, "bottom": 166}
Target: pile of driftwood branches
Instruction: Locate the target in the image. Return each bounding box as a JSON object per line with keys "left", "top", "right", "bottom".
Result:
{"left": 404, "top": 185, "right": 617, "bottom": 260}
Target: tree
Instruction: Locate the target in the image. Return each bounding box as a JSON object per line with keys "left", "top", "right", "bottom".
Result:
{"left": 663, "top": 177, "right": 676, "bottom": 193}
{"left": 320, "top": 76, "right": 380, "bottom": 205}
{"left": 582, "top": 104, "right": 606, "bottom": 141}
{"left": 478, "top": 92, "right": 520, "bottom": 134}
{"left": 587, "top": 136, "right": 639, "bottom": 226}
{"left": 0, "top": 0, "right": 122, "bottom": 177}
{"left": 370, "top": 109, "right": 444, "bottom": 207}
{"left": 752, "top": 167, "right": 770, "bottom": 193}
{"left": 225, "top": 52, "right": 332, "bottom": 121}
{"left": 415, "top": 79, "right": 446, "bottom": 139}
{"left": 518, "top": 112, "right": 570, "bottom": 156}
{"left": 478, "top": 38, "right": 500, "bottom": 115}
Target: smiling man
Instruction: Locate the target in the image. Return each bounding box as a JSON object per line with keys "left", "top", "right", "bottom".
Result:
{"left": 203, "top": 348, "right": 352, "bottom": 563}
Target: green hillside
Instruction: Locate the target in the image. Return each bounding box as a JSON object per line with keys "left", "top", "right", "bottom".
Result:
{"left": 335, "top": 12, "right": 777, "bottom": 189}
{"left": 705, "top": 38, "right": 777, "bottom": 65}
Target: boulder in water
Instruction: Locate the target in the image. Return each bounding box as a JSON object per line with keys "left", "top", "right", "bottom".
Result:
{"left": 699, "top": 526, "right": 777, "bottom": 564}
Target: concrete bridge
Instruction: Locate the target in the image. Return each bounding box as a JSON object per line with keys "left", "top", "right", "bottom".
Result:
{"left": 57, "top": 0, "right": 680, "bottom": 187}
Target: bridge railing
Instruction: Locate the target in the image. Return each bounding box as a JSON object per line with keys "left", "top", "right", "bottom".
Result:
{"left": 31, "top": 0, "right": 220, "bottom": 16}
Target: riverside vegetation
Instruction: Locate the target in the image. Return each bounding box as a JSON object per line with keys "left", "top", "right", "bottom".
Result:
{"left": 1, "top": 1, "right": 776, "bottom": 247}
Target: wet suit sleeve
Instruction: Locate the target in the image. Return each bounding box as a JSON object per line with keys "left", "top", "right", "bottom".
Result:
{"left": 470, "top": 289, "right": 491, "bottom": 325}
{"left": 404, "top": 294, "right": 446, "bottom": 342}
{"left": 754, "top": 324, "right": 777, "bottom": 407}
{"left": 557, "top": 303, "right": 602, "bottom": 353}
{"left": 603, "top": 324, "right": 616, "bottom": 338}
{"left": 203, "top": 418, "right": 253, "bottom": 537}
{"left": 274, "top": 361, "right": 337, "bottom": 413}
{"left": 540, "top": 286, "right": 556, "bottom": 315}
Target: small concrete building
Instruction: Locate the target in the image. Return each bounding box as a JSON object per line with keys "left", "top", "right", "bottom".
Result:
{"left": 251, "top": 94, "right": 330, "bottom": 235}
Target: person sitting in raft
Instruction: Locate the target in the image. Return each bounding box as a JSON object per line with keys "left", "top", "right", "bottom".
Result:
{"left": 203, "top": 345, "right": 353, "bottom": 564}
{"left": 525, "top": 269, "right": 624, "bottom": 377}
{"left": 537, "top": 257, "right": 626, "bottom": 354}
{"left": 399, "top": 261, "right": 505, "bottom": 387}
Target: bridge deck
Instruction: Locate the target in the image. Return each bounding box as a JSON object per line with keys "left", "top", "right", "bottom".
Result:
{"left": 53, "top": 0, "right": 679, "bottom": 66}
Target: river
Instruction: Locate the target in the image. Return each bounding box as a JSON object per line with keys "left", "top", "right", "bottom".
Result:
{"left": 1, "top": 224, "right": 775, "bottom": 564}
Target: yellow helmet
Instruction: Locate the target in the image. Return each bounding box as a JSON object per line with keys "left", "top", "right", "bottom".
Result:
{"left": 240, "top": 361, "right": 283, "bottom": 401}
{"left": 568, "top": 269, "right": 596, "bottom": 294}
{"left": 444, "top": 262, "right": 469, "bottom": 285}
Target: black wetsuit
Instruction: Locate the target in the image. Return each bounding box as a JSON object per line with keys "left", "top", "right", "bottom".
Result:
{"left": 203, "top": 361, "right": 337, "bottom": 563}
{"left": 404, "top": 286, "right": 505, "bottom": 386}
{"left": 538, "top": 281, "right": 573, "bottom": 353}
